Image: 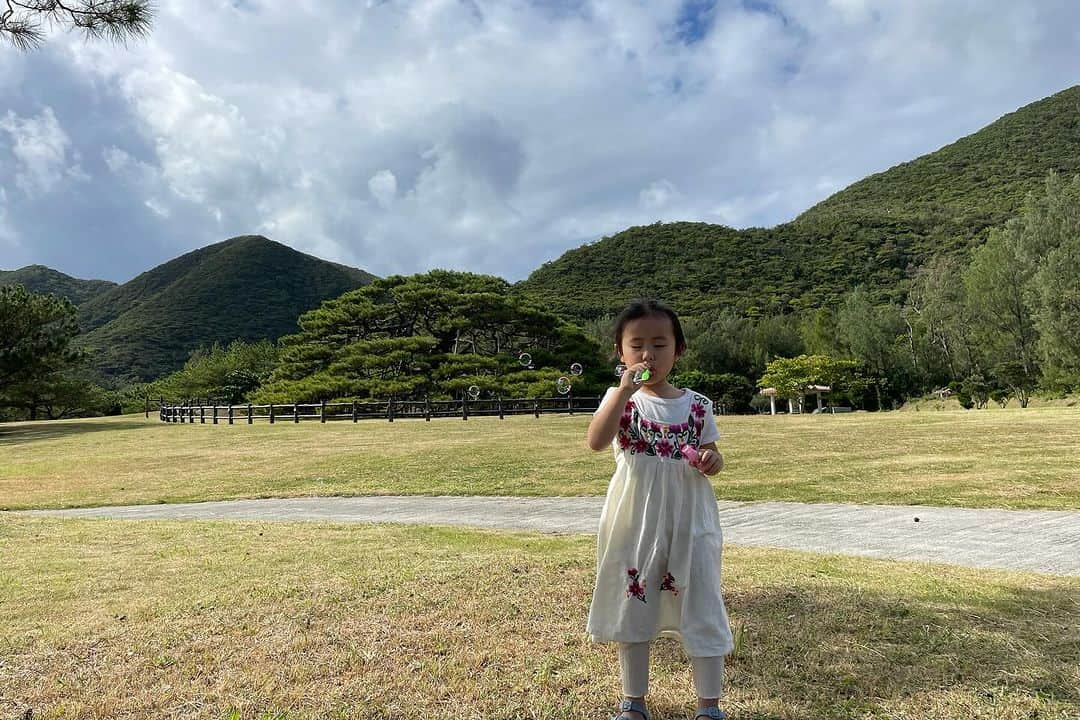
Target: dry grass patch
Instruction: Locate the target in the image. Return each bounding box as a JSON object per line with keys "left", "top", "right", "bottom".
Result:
{"left": 1, "top": 517, "right": 1077, "bottom": 719}
{"left": 1, "top": 407, "right": 1079, "bottom": 510}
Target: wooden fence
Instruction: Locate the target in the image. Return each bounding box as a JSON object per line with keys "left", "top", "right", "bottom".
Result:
{"left": 158, "top": 395, "right": 604, "bottom": 424}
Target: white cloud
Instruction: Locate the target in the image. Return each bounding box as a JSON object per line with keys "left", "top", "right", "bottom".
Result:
{"left": 368, "top": 170, "right": 398, "bottom": 208}
{"left": 0, "top": 107, "right": 85, "bottom": 197}
{"left": 0, "top": 188, "right": 20, "bottom": 250}
{"left": 639, "top": 179, "right": 678, "bottom": 210}
{"left": 144, "top": 198, "right": 170, "bottom": 218}
{"left": 5, "top": 0, "right": 1078, "bottom": 282}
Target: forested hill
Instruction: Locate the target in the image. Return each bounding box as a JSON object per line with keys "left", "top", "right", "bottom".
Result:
{"left": 74, "top": 235, "right": 377, "bottom": 385}
{"left": 0, "top": 265, "right": 116, "bottom": 306}
{"left": 517, "top": 85, "right": 1080, "bottom": 322}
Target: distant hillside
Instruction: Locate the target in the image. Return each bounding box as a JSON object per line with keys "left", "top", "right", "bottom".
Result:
{"left": 75, "top": 235, "right": 377, "bottom": 385}
{"left": 0, "top": 265, "right": 116, "bottom": 306}
{"left": 517, "top": 85, "right": 1080, "bottom": 321}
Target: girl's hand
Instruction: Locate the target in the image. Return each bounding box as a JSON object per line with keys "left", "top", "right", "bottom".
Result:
{"left": 618, "top": 361, "right": 651, "bottom": 392}
{"left": 697, "top": 449, "right": 723, "bottom": 475}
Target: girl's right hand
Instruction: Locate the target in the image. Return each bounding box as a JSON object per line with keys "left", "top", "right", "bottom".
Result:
{"left": 618, "top": 362, "right": 651, "bottom": 392}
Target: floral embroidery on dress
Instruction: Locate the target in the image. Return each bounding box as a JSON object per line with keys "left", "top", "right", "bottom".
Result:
{"left": 626, "top": 567, "right": 647, "bottom": 603}
{"left": 660, "top": 572, "right": 679, "bottom": 596}
{"left": 615, "top": 392, "right": 710, "bottom": 460}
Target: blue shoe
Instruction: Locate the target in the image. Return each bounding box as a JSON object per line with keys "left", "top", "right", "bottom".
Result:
{"left": 612, "top": 698, "right": 650, "bottom": 720}
{"left": 694, "top": 707, "right": 727, "bottom": 720}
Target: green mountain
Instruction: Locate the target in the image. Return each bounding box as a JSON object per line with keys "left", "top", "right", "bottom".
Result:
{"left": 517, "top": 85, "right": 1080, "bottom": 321}
{"left": 0, "top": 265, "right": 116, "bottom": 306}
{"left": 75, "top": 235, "right": 377, "bottom": 385}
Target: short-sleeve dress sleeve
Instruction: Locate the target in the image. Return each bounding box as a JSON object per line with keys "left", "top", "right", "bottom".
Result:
{"left": 595, "top": 386, "right": 619, "bottom": 415}
{"left": 698, "top": 396, "right": 721, "bottom": 446}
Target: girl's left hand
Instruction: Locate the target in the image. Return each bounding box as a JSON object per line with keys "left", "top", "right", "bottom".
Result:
{"left": 696, "top": 449, "right": 723, "bottom": 475}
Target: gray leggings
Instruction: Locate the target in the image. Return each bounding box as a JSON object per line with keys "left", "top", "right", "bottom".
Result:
{"left": 618, "top": 641, "right": 724, "bottom": 698}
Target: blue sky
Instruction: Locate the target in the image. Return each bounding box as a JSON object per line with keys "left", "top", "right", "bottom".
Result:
{"left": 0, "top": 0, "right": 1077, "bottom": 284}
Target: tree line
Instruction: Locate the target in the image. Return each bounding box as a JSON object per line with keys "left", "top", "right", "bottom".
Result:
{"left": 2, "top": 173, "right": 1077, "bottom": 420}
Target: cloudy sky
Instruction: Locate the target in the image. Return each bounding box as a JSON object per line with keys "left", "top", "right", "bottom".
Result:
{"left": 0, "top": 0, "right": 1076, "bottom": 284}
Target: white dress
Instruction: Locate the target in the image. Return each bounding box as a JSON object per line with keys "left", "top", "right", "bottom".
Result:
{"left": 586, "top": 386, "right": 733, "bottom": 658}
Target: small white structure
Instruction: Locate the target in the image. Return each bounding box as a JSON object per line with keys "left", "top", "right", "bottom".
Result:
{"left": 759, "top": 387, "right": 779, "bottom": 415}
{"left": 759, "top": 385, "right": 832, "bottom": 415}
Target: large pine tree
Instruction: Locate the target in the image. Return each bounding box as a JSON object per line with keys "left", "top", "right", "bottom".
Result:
{"left": 252, "top": 270, "right": 607, "bottom": 403}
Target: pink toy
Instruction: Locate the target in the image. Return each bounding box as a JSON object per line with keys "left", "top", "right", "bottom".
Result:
{"left": 680, "top": 443, "right": 701, "bottom": 467}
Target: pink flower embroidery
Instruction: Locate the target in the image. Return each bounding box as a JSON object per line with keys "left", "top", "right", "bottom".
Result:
{"left": 691, "top": 403, "right": 706, "bottom": 419}
{"left": 656, "top": 439, "right": 674, "bottom": 458}
{"left": 632, "top": 438, "right": 649, "bottom": 454}
{"left": 619, "top": 415, "right": 631, "bottom": 429}
{"left": 626, "top": 567, "right": 647, "bottom": 603}
{"left": 660, "top": 572, "right": 678, "bottom": 596}
{"left": 617, "top": 433, "right": 632, "bottom": 449}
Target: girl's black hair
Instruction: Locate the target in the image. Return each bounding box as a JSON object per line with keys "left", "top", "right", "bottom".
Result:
{"left": 613, "top": 298, "right": 686, "bottom": 355}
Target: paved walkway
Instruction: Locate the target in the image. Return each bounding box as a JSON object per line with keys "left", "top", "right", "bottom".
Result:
{"left": 14, "top": 496, "right": 1080, "bottom": 577}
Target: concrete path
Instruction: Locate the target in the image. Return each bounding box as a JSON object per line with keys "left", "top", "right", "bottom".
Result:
{"left": 14, "top": 496, "right": 1080, "bottom": 577}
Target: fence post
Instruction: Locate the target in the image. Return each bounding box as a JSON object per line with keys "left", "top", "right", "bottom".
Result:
{"left": 498, "top": 395, "right": 504, "bottom": 420}
{"left": 387, "top": 400, "right": 394, "bottom": 423}
{"left": 352, "top": 400, "right": 358, "bottom": 423}
{"left": 269, "top": 403, "right": 275, "bottom": 424}
{"left": 294, "top": 402, "right": 299, "bottom": 423}
{"left": 228, "top": 405, "right": 234, "bottom": 425}
{"left": 568, "top": 390, "right": 573, "bottom": 415}
{"left": 534, "top": 399, "right": 540, "bottom": 419}
{"left": 200, "top": 405, "right": 205, "bottom": 424}
{"left": 321, "top": 399, "right": 327, "bottom": 423}
{"left": 159, "top": 397, "right": 164, "bottom": 422}
{"left": 213, "top": 405, "right": 218, "bottom": 424}
{"left": 462, "top": 397, "right": 468, "bottom": 421}
{"left": 424, "top": 397, "right": 431, "bottom": 421}
{"left": 248, "top": 403, "right": 253, "bottom": 424}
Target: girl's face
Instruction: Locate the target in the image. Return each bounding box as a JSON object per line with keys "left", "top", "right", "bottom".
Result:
{"left": 616, "top": 313, "right": 682, "bottom": 387}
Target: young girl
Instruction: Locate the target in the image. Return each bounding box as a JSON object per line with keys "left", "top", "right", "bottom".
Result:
{"left": 586, "top": 299, "right": 732, "bottom": 720}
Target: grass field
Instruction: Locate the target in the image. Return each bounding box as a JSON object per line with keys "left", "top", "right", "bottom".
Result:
{"left": 2, "top": 409, "right": 1078, "bottom": 718}
{"left": 1, "top": 517, "right": 1077, "bottom": 720}
{"left": 1, "top": 407, "right": 1079, "bottom": 510}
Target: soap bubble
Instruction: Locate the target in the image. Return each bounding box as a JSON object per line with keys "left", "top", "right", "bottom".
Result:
{"left": 467, "top": 385, "right": 480, "bottom": 401}
{"left": 615, "top": 364, "right": 647, "bottom": 383}
{"left": 570, "top": 362, "right": 583, "bottom": 376}
{"left": 556, "top": 377, "right": 572, "bottom": 395}
{"left": 518, "top": 351, "right": 532, "bottom": 367}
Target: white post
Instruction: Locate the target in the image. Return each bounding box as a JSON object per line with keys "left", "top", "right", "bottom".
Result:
{"left": 788, "top": 398, "right": 794, "bottom": 413}
{"left": 817, "top": 392, "right": 824, "bottom": 410}
{"left": 770, "top": 396, "right": 776, "bottom": 415}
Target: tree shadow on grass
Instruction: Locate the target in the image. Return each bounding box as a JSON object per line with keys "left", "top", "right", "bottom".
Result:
{"left": 0, "top": 419, "right": 151, "bottom": 445}
{"left": 646, "top": 580, "right": 1078, "bottom": 718}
